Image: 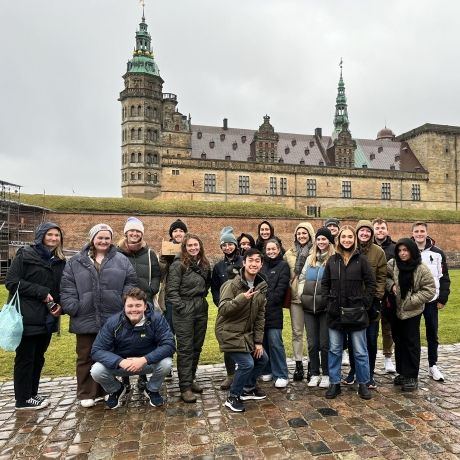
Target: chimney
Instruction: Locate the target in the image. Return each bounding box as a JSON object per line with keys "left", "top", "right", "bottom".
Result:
{"left": 315, "top": 127, "right": 322, "bottom": 138}
{"left": 223, "top": 118, "right": 228, "bottom": 130}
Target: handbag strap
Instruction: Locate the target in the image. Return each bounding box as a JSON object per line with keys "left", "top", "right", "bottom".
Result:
{"left": 148, "top": 248, "right": 152, "bottom": 285}
{"left": 10, "top": 286, "right": 21, "bottom": 314}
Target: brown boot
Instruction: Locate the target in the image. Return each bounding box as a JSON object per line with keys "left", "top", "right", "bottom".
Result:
{"left": 191, "top": 381, "right": 203, "bottom": 393}
{"left": 181, "top": 389, "right": 197, "bottom": 403}
{"left": 220, "top": 375, "right": 234, "bottom": 391}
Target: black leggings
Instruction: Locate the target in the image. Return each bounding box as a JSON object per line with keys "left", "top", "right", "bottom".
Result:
{"left": 14, "top": 333, "right": 52, "bottom": 402}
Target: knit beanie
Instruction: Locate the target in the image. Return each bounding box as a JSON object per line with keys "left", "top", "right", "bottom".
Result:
{"left": 315, "top": 227, "right": 334, "bottom": 244}
{"left": 220, "top": 226, "right": 238, "bottom": 246}
{"left": 89, "top": 223, "right": 113, "bottom": 242}
{"left": 124, "top": 217, "right": 144, "bottom": 235}
{"left": 324, "top": 218, "right": 340, "bottom": 228}
{"left": 169, "top": 219, "right": 188, "bottom": 237}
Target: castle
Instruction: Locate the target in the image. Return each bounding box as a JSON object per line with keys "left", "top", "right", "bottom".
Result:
{"left": 119, "top": 14, "right": 460, "bottom": 213}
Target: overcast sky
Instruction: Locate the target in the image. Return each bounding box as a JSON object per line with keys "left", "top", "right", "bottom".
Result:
{"left": 1, "top": 0, "right": 458, "bottom": 197}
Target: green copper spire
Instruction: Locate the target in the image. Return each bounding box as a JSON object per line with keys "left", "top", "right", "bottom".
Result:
{"left": 126, "top": 12, "right": 160, "bottom": 76}
{"left": 333, "top": 58, "right": 349, "bottom": 135}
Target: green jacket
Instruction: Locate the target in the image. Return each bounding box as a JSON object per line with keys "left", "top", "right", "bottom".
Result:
{"left": 215, "top": 272, "right": 267, "bottom": 353}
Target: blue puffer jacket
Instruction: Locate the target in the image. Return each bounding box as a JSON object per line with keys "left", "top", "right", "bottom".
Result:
{"left": 298, "top": 263, "right": 327, "bottom": 315}
{"left": 60, "top": 245, "right": 138, "bottom": 334}
{"left": 91, "top": 309, "right": 175, "bottom": 369}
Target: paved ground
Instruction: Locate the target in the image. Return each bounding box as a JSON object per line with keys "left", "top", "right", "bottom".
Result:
{"left": 1, "top": 345, "right": 460, "bottom": 459}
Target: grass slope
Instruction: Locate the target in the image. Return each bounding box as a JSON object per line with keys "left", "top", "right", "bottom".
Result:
{"left": 0, "top": 270, "right": 459, "bottom": 380}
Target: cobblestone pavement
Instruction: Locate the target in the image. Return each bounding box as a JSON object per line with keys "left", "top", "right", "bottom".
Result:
{"left": 1, "top": 345, "right": 460, "bottom": 459}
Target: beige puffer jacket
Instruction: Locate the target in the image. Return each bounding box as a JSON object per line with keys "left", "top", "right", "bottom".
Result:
{"left": 284, "top": 222, "right": 316, "bottom": 304}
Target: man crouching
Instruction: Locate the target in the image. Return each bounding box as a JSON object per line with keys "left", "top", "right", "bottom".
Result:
{"left": 91, "top": 288, "right": 175, "bottom": 409}
{"left": 215, "top": 248, "right": 269, "bottom": 412}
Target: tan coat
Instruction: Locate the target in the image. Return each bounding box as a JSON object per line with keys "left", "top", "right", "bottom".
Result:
{"left": 386, "top": 260, "right": 436, "bottom": 320}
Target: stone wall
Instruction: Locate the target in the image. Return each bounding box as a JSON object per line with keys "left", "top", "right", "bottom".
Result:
{"left": 49, "top": 212, "right": 460, "bottom": 267}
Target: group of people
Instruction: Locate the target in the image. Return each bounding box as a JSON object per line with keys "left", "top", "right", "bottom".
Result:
{"left": 5, "top": 215, "right": 450, "bottom": 413}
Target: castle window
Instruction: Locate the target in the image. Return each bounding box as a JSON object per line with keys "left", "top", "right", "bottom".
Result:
{"left": 146, "top": 106, "right": 151, "bottom": 117}
{"left": 306, "top": 206, "right": 320, "bottom": 217}
{"left": 204, "top": 174, "right": 216, "bottom": 193}
{"left": 280, "top": 178, "right": 287, "bottom": 196}
{"left": 147, "top": 172, "right": 152, "bottom": 182}
{"left": 138, "top": 172, "right": 142, "bottom": 180}
{"left": 137, "top": 105, "right": 142, "bottom": 116}
{"left": 154, "top": 130, "right": 158, "bottom": 141}
{"left": 138, "top": 152, "right": 142, "bottom": 162}
{"left": 147, "top": 129, "right": 151, "bottom": 141}
{"left": 131, "top": 172, "right": 135, "bottom": 180}
{"left": 381, "top": 182, "right": 391, "bottom": 200}
{"left": 147, "top": 153, "right": 152, "bottom": 164}
{"left": 175, "top": 124, "right": 179, "bottom": 131}
{"left": 307, "top": 179, "right": 316, "bottom": 197}
{"left": 411, "top": 184, "right": 421, "bottom": 201}
{"left": 342, "top": 181, "right": 352, "bottom": 199}
{"left": 130, "top": 152, "right": 135, "bottom": 163}
{"left": 130, "top": 106, "right": 135, "bottom": 117}
{"left": 130, "top": 128, "right": 135, "bottom": 140}
{"left": 239, "top": 176, "right": 250, "bottom": 194}
{"left": 153, "top": 153, "right": 158, "bottom": 164}
{"left": 269, "top": 177, "right": 277, "bottom": 195}
{"left": 153, "top": 173, "right": 158, "bottom": 184}
{"left": 153, "top": 107, "right": 157, "bottom": 119}
{"left": 138, "top": 128, "right": 142, "bottom": 140}
{"left": 172, "top": 169, "right": 179, "bottom": 176}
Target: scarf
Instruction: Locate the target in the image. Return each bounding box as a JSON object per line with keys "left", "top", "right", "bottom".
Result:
{"left": 394, "top": 238, "right": 421, "bottom": 299}
{"left": 294, "top": 240, "right": 311, "bottom": 275}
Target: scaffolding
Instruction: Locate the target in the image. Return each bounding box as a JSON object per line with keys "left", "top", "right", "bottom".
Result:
{"left": 0, "top": 180, "right": 48, "bottom": 281}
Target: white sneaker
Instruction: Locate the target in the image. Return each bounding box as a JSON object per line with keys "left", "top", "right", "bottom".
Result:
{"left": 428, "top": 365, "right": 444, "bottom": 381}
{"left": 261, "top": 374, "right": 273, "bottom": 382}
{"left": 384, "top": 357, "right": 396, "bottom": 374}
{"left": 80, "top": 399, "right": 95, "bottom": 408}
{"left": 308, "top": 375, "right": 321, "bottom": 387}
{"left": 342, "top": 351, "right": 349, "bottom": 366}
{"left": 274, "top": 378, "right": 288, "bottom": 388}
{"left": 319, "top": 375, "right": 330, "bottom": 388}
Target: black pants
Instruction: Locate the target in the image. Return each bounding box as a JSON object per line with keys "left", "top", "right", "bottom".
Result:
{"left": 391, "top": 313, "right": 422, "bottom": 378}
{"left": 14, "top": 333, "right": 52, "bottom": 403}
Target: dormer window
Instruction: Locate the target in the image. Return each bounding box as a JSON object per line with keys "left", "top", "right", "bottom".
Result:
{"left": 304, "top": 148, "right": 310, "bottom": 155}
{"left": 197, "top": 131, "right": 202, "bottom": 139}
{"left": 319, "top": 160, "right": 324, "bottom": 166}
{"left": 209, "top": 140, "right": 215, "bottom": 148}
{"left": 220, "top": 133, "right": 225, "bottom": 141}
{"left": 370, "top": 153, "right": 375, "bottom": 160}
{"left": 291, "top": 139, "right": 297, "bottom": 146}
{"left": 278, "top": 158, "right": 284, "bottom": 163}
{"left": 309, "top": 140, "right": 315, "bottom": 147}
{"left": 395, "top": 154, "right": 400, "bottom": 162}
{"left": 300, "top": 159, "right": 305, "bottom": 165}
{"left": 201, "top": 152, "right": 207, "bottom": 159}
{"left": 241, "top": 135, "right": 247, "bottom": 143}
{"left": 232, "top": 142, "right": 238, "bottom": 150}
{"left": 378, "top": 146, "right": 383, "bottom": 153}
{"left": 285, "top": 147, "right": 290, "bottom": 154}
{"left": 225, "top": 154, "right": 231, "bottom": 160}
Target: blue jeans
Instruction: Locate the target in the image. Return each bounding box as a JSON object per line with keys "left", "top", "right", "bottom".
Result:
{"left": 263, "top": 329, "right": 289, "bottom": 379}
{"left": 423, "top": 301, "right": 438, "bottom": 367}
{"left": 328, "top": 328, "right": 369, "bottom": 384}
{"left": 226, "top": 351, "right": 269, "bottom": 396}
{"left": 347, "top": 320, "right": 379, "bottom": 381}
{"left": 90, "top": 357, "right": 172, "bottom": 393}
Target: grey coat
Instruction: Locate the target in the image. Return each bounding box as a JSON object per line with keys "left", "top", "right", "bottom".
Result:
{"left": 60, "top": 245, "right": 138, "bottom": 334}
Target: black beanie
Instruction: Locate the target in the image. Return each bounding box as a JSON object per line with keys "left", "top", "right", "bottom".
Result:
{"left": 315, "top": 226, "right": 334, "bottom": 244}
{"left": 169, "top": 219, "right": 188, "bottom": 237}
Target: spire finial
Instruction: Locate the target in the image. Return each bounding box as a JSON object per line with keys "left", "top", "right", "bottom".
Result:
{"left": 140, "top": 0, "right": 145, "bottom": 21}
{"left": 339, "top": 57, "right": 343, "bottom": 78}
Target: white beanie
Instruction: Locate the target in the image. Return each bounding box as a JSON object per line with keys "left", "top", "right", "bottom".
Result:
{"left": 89, "top": 223, "right": 113, "bottom": 242}
{"left": 124, "top": 217, "right": 144, "bottom": 235}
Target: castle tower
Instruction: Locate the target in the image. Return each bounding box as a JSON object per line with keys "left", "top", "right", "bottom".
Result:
{"left": 119, "top": 11, "right": 191, "bottom": 199}
{"left": 250, "top": 115, "right": 279, "bottom": 162}
{"left": 328, "top": 60, "right": 356, "bottom": 167}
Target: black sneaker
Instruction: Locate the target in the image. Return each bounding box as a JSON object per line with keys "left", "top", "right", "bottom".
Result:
{"left": 144, "top": 389, "right": 164, "bottom": 407}
{"left": 32, "top": 394, "right": 49, "bottom": 405}
{"left": 15, "top": 397, "right": 48, "bottom": 411}
{"left": 367, "top": 379, "right": 377, "bottom": 390}
{"left": 325, "top": 384, "right": 341, "bottom": 399}
{"left": 358, "top": 383, "right": 372, "bottom": 400}
{"left": 137, "top": 375, "right": 147, "bottom": 392}
{"left": 225, "top": 395, "right": 245, "bottom": 412}
{"left": 402, "top": 377, "right": 418, "bottom": 392}
{"left": 240, "top": 387, "right": 267, "bottom": 401}
{"left": 122, "top": 376, "right": 131, "bottom": 392}
{"left": 393, "top": 374, "right": 405, "bottom": 386}
{"left": 341, "top": 371, "right": 355, "bottom": 385}
{"left": 105, "top": 384, "right": 127, "bottom": 409}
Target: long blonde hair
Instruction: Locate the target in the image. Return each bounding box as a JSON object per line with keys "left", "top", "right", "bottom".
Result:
{"left": 307, "top": 239, "right": 335, "bottom": 266}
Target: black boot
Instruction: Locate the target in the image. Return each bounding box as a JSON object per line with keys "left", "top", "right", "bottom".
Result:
{"left": 358, "top": 383, "right": 372, "bottom": 400}
{"left": 402, "top": 377, "right": 418, "bottom": 392}
{"left": 325, "top": 384, "right": 341, "bottom": 399}
{"left": 293, "top": 361, "right": 304, "bottom": 381}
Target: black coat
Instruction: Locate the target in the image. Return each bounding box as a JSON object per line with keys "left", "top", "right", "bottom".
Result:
{"left": 375, "top": 236, "right": 396, "bottom": 261}
{"left": 211, "top": 254, "right": 243, "bottom": 306}
{"left": 321, "top": 251, "right": 376, "bottom": 331}
{"left": 5, "top": 246, "right": 65, "bottom": 336}
{"left": 260, "top": 254, "right": 290, "bottom": 329}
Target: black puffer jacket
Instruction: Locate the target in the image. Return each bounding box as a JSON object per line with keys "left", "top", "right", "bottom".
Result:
{"left": 166, "top": 258, "right": 211, "bottom": 317}
{"left": 211, "top": 253, "right": 243, "bottom": 306}
{"left": 375, "top": 236, "right": 396, "bottom": 261}
{"left": 5, "top": 245, "right": 65, "bottom": 336}
{"left": 321, "top": 251, "right": 376, "bottom": 331}
{"left": 260, "top": 254, "right": 290, "bottom": 329}
{"left": 60, "top": 245, "right": 138, "bottom": 334}
{"left": 117, "top": 242, "right": 161, "bottom": 303}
